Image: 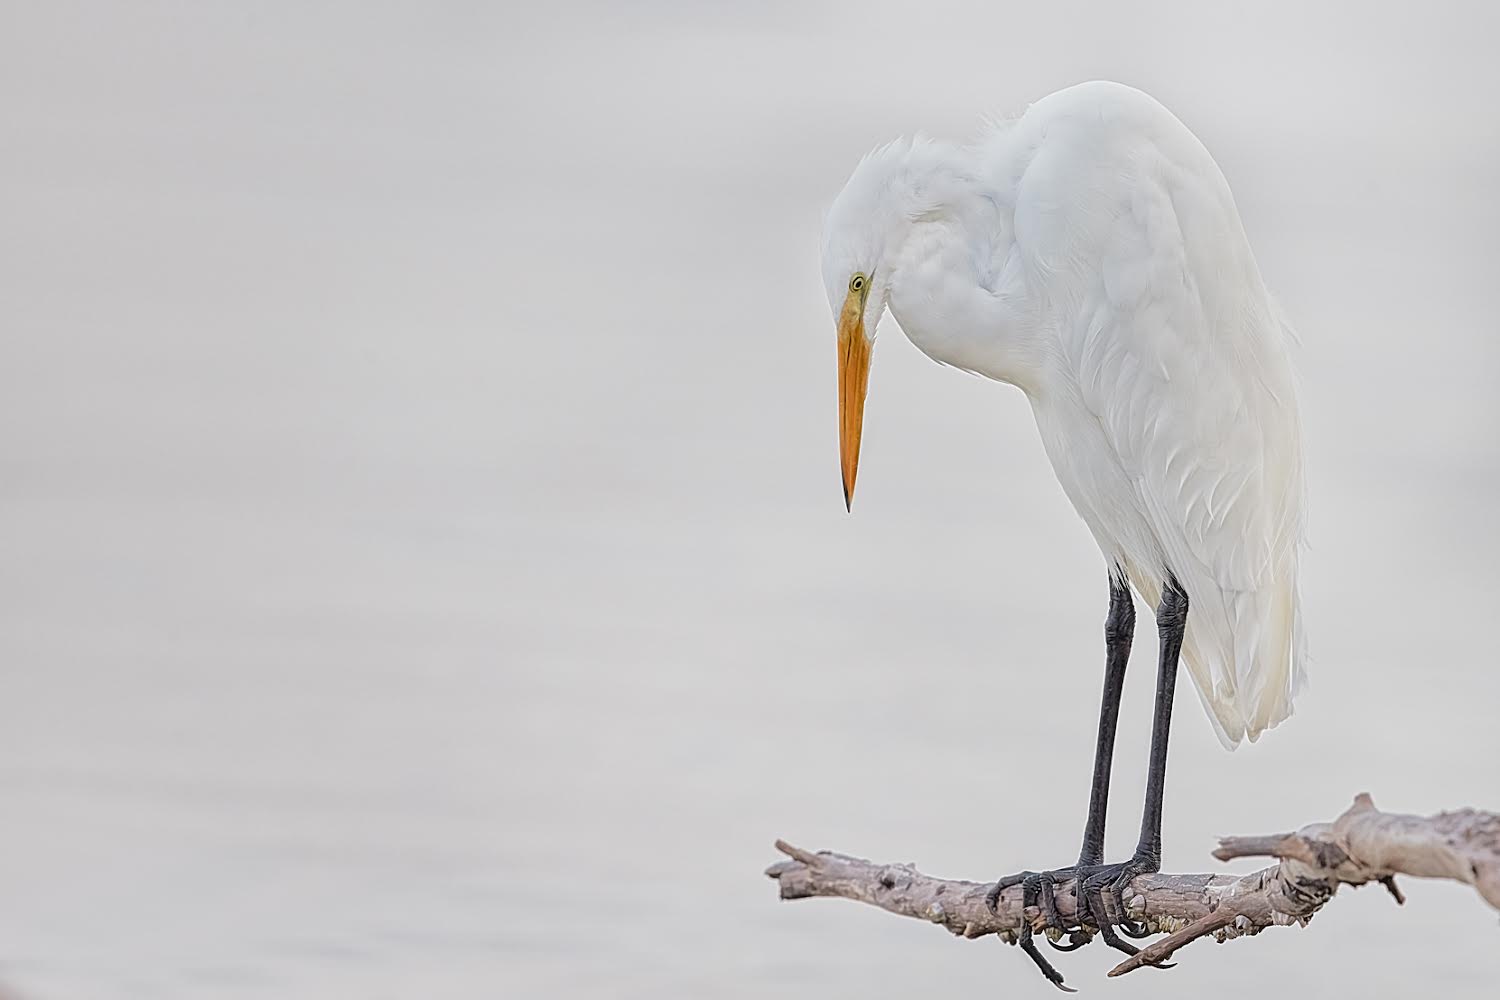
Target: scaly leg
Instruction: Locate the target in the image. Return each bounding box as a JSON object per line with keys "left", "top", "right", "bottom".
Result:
{"left": 1080, "top": 580, "right": 1188, "bottom": 959}
{"left": 985, "top": 574, "right": 1134, "bottom": 989}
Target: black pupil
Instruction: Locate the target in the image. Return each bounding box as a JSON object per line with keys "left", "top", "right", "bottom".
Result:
{"left": 853, "top": 277, "right": 862, "bottom": 288}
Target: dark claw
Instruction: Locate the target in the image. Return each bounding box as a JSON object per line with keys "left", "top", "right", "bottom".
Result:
{"left": 1080, "top": 861, "right": 1179, "bottom": 969}
{"left": 1018, "top": 873, "right": 1074, "bottom": 990}
{"left": 1047, "top": 929, "right": 1091, "bottom": 952}
{"left": 1083, "top": 877, "right": 1140, "bottom": 958}
{"left": 1018, "top": 936, "right": 1076, "bottom": 992}
{"left": 1108, "top": 867, "right": 1163, "bottom": 944}
{"left": 992, "top": 858, "right": 1174, "bottom": 984}
{"left": 1115, "top": 910, "right": 1174, "bottom": 967}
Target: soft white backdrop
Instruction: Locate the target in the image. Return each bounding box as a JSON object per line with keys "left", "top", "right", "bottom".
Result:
{"left": 2, "top": 2, "right": 1497, "bottom": 998}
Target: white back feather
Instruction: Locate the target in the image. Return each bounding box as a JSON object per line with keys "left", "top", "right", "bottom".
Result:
{"left": 823, "top": 82, "right": 1308, "bottom": 747}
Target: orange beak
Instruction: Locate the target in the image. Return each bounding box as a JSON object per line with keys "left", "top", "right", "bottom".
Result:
{"left": 836, "top": 286, "right": 873, "bottom": 511}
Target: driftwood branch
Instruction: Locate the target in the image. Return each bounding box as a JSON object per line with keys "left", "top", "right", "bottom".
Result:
{"left": 765, "top": 794, "right": 1499, "bottom": 978}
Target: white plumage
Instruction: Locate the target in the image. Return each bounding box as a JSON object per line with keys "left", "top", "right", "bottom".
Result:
{"left": 821, "top": 82, "right": 1305, "bottom": 748}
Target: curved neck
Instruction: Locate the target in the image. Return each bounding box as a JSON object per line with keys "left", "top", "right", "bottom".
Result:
{"left": 881, "top": 155, "right": 1050, "bottom": 394}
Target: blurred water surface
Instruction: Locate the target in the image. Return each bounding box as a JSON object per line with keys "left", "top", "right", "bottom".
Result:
{"left": 2, "top": 3, "right": 1498, "bottom": 998}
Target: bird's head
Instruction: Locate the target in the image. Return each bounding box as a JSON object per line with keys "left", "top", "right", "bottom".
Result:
{"left": 819, "top": 139, "right": 922, "bottom": 511}
{"left": 822, "top": 264, "right": 879, "bottom": 512}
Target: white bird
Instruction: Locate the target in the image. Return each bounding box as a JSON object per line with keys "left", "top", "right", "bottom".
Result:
{"left": 820, "top": 81, "right": 1305, "bottom": 986}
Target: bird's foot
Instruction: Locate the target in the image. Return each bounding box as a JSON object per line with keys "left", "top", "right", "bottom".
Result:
{"left": 1077, "top": 854, "right": 1172, "bottom": 960}
{"left": 985, "top": 865, "right": 1090, "bottom": 991}
{"left": 986, "top": 855, "right": 1171, "bottom": 990}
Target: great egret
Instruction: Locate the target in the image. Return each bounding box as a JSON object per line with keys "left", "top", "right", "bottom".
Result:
{"left": 820, "top": 81, "right": 1305, "bottom": 987}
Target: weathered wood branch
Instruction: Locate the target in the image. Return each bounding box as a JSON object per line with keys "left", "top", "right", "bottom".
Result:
{"left": 765, "top": 794, "right": 1499, "bottom": 978}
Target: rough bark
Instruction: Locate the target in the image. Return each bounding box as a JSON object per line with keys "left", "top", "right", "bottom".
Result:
{"left": 764, "top": 794, "right": 1499, "bottom": 977}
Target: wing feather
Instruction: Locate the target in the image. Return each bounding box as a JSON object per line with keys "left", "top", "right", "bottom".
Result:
{"left": 1013, "top": 85, "right": 1306, "bottom": 745}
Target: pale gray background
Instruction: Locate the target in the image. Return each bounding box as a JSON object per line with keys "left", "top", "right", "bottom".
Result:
{"left": 2, "top": 2, "right": 1497, "bottom": 998}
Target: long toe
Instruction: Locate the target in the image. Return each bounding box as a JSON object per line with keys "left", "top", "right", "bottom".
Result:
{"left": 989, "top": 867, "right": 1083, "bottom": 931}
{"left": 990, "top": 859, "right": 1171, "bottom": 983}
{"left": 1017, "top": 874, "right": 1076, "bottom": 991}
{"left": 1107, "top": 861, "right": 1173, "bottom": 962}
{"left": 1017, "top": 936, "right": 1076, "bottom": 993}
{"left": 1074, "top": 859, "right": 1177, "bottom": 969}
{"left": 989, "top": 864, "right": 1091, "bottom": 987}
{"left": 1082, "top": 876, "right": 1140, "bottom": 959}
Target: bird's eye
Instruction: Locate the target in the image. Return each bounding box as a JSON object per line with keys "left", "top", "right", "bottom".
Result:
{"left": 849, "top": 273, "right": 866, "bottom": 293}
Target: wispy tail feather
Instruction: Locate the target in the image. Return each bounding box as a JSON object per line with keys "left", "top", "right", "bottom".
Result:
{"left": 1134, "top": 565, "right": 1304, "bottom": 750}
{"left": 1241, "top": 569, "right": 1305, "bottom": 742}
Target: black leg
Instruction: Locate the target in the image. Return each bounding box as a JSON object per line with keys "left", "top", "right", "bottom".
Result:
{"left": 986, "top": 573, "right": 1134, "bottom": 988}
{"left": 1082, "top": 578, "right": 1188, "bottom": 957}
{"left": 1137, "top": 580, "right": 1187, "bottom": 866}
{"left": 1077, "top": 574, "right": 1135, "bottom": 867}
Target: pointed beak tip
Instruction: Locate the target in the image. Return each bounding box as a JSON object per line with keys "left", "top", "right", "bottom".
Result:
{"left": 835, "top": 290, "right": 871, "bottom": 519}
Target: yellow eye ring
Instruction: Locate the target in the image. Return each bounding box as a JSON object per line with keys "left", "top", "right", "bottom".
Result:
{"left": 849, "top": 273, "right": 867, "bottom": 293}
